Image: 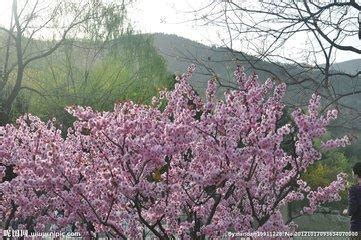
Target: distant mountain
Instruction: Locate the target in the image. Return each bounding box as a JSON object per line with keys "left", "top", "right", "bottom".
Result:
{"left": 331, "top": 59, "right": 361, "bottom": 75}
{"left": 151, "top": 33, "right": 308, "bottom": 98}
{"left": 152, "top": 33, "right": 361, "bottom": 109}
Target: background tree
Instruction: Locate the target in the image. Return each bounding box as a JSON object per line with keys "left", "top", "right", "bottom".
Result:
{"left": 0, "top": 0, "right": 134, "bottom": 125}
{"left": 25, "top": 34, "right": 174, "bottom": 130}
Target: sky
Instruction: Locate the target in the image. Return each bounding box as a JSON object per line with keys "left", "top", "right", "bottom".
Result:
{"left": 0, "top": 0, "right": 360, "bottom": 64}
{"left": 130, "top": 0, "right": 360, "bottom": 64}
{"left": 129, "top": 1, "right": 220, "bottom": 46}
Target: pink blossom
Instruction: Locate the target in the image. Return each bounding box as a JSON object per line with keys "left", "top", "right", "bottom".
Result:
{"left": 0, "top": 65, "right": 350, "bottom": 238}
{"left": 321, "top": 136, "right": 350, "bottom": 150}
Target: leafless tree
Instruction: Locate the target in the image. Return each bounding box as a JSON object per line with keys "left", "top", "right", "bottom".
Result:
{"left": 0, "top": 0, "right": 132, "bottom": 125}
{"left": 181, "top": 0, "right": 361, "bottom": 132}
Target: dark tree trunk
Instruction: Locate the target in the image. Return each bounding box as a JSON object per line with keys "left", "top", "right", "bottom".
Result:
{"left": 0, "top": 110, "right": 10, "bottom": 126}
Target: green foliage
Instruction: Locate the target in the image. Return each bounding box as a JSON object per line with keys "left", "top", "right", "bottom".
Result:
{"left": 25, "top": 34, "right": 173, "bottom": 128}
{"left": 298, "top": 135, "right": 352, "bottom": 211}
{"left": 302, "top": 150, "right": 351, "bottom": 189}
{"left": 302, "top": 148, "right": 351, "bottom": 210}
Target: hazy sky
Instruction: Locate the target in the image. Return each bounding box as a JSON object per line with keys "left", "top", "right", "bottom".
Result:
{"left": 129, "top": 1, "right": 219, "bottom": 46}
{"left": 130, "top": 0, "right": 360, "bottom": 64}
{"left": 1, "top": 0, "right": 360, "bottom": 63}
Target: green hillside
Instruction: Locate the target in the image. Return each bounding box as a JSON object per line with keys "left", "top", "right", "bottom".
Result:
{"left": 0, "top": 34, "right": 174, "bottom": 129}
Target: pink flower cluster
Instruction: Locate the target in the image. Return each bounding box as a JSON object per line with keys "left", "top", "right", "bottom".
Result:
{"left": 321, "top": 136, "right": 350, "bottom": 150}
{"left": 0, "top": 65, "right": 349, "bottom": 238}
{"left": 303, "top": 173, "right": 347, "bottom": 214}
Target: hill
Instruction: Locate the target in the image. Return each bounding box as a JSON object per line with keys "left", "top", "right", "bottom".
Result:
{"left": 151, "top": 33, "right": 361, "bottom": 131}
{"left": 331, "top": 59, "right": 361, "bottom": 75}
{"left": 152, "top": 32, "right": 360, "bottom": 93}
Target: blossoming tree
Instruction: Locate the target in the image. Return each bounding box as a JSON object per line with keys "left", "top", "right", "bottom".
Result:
{"left": 0, "top": 66, "right": 350, "bottom": 238}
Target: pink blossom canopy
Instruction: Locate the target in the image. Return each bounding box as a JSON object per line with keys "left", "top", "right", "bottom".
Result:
{"left": 0, "top": 65, "right": 349, "bottom": 239}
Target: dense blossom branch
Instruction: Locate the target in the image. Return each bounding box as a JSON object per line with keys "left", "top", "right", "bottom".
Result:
{"left": 0, "top": 65, "right": 350, "bottom": 238}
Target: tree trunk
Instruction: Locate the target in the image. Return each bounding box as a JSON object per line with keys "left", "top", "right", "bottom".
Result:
{"left": 0, "top": 110, "right": 10, "bottom": 126}
{"left": 0, "top": 0, "right": 24, "bottom": 126}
